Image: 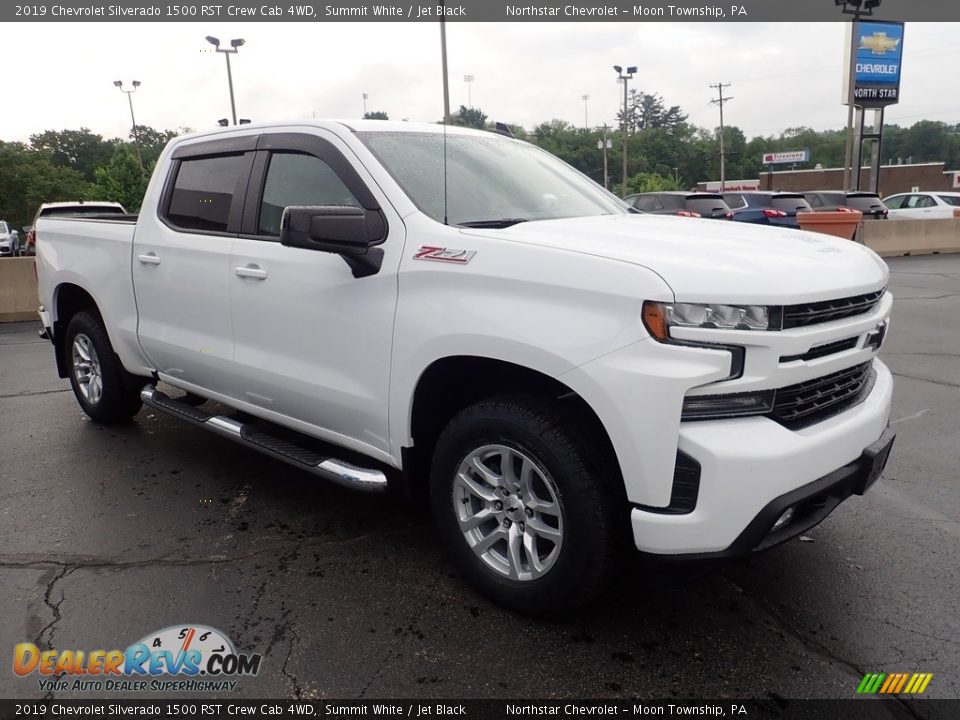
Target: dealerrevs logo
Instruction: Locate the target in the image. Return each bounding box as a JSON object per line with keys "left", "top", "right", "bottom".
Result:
{"left": 14, "top": 624, "right": 262, "bottom": 693}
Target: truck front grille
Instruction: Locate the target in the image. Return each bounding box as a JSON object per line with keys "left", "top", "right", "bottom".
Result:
{"left": 771, "top": 362, "right": 875, "bottom": 428}
{"left": 781, "top": 289, "right": 885, "bottom": 329}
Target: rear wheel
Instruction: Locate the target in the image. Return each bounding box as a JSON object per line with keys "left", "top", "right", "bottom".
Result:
{"left": 65, "top": 312, "right": 144, "bottom": 423}
{"left": 429, "top": 395, "right": 621, "bottom": 615}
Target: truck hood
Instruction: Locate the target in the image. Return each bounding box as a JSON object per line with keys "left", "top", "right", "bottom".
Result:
{"left": 462, "top": 214, "right": 889, "bottom": 304}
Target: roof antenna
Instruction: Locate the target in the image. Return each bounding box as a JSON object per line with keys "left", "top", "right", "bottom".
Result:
{"left": 494, "top": 122, "right": 515, "bottom": 139}
{"left": 440, "top": 11, "right": 451, "bottom": 225}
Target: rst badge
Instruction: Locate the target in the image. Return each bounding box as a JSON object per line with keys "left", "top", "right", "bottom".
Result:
{"left": 413, "top": 246, "right": 477, "bottom": 264}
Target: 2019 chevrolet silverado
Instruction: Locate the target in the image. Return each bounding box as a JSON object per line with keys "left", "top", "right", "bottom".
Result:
{"left": 36, "top": 121, "right": 895, "bottom": 613}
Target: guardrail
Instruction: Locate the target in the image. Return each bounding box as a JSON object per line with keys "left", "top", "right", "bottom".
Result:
{"left": 0, "top": 257, "right": 38, "bottom": 323}
{"left": 860, "top": 218, "right": 960, "bottom": 257}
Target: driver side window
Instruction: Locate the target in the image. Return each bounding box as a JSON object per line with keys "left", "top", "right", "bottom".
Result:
{"left": 258, "top": 152, "right": 359, "bottom": 236}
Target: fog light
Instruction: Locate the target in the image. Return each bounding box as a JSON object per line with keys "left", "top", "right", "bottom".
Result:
{"left": 771, "top": 507, "right": 795, "bottom": 533}
{"left": 681, "top": 391, "right": 775, "bottom": 420}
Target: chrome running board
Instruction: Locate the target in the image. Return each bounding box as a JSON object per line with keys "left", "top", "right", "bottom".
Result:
{"left": 140, "top": 385, "right": 388, "bottom": 493}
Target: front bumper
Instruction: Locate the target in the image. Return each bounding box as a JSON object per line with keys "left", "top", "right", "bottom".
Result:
{"left": 631, "top": 359, "right": 893, "bottom": 555}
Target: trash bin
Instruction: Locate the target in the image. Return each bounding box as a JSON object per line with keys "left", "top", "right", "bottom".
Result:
{"left": 796, "top": 210, "right": 864, "bottom": 241}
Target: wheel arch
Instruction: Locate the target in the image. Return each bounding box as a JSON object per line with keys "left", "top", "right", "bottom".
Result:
{"left": 51, "top": 282, "right": 103, "bottom": 378}
{"left": 401, "top": 355, "right": 622, "bottom": 501}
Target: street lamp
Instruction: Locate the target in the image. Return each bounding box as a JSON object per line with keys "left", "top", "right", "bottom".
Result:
{"left": 113, "top": 80, "right": 143, "bottom": 170}
{"left": 581, "top": 94, "right": 590, "bottom": 129}
{"left": 463, "top": 75, "right": 475, "bottom": 107}
{"left": 206, "top": 35, "right": 244, "bottom": 126}
{"left": 613, "top": 65, "right": 637, "bottom": 197}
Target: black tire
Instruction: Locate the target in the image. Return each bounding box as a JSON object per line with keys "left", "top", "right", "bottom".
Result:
{"left": 429, "top": 395, "right": 622, "bottom": 616}
{"left": 65, "top": 312, "right": 144, "bottom": 424}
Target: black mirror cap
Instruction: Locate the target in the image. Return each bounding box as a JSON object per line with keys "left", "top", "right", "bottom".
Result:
{"left": 279, "top": 205, "right": 386, "bottom": 255}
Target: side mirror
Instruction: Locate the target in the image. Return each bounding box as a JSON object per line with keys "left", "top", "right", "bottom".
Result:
{"left": 279, "top": 205, "right": 385, "bottom": 256}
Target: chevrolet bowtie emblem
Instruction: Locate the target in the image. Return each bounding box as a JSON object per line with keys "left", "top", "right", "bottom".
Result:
{"left": 860, "top": 32, "right": 900, "bottom": 56}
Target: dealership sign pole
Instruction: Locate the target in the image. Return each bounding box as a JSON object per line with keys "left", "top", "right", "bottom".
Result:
{"left": 842, "top": 15, "right": 905, "bottom": 194}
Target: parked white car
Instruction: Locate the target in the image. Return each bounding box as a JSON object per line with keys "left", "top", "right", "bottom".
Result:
{"left": 35, "top": 121, "right": 896, "bottom": 613}
{"left": 882, "top": 191, "right": 960, "bottom": 220}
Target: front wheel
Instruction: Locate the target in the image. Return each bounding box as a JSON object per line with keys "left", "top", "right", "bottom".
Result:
{"left": 65, "top": 312, "right": 144, "bottom": 423}
{"left": 429, "top": 396, "right": 621, "bottom": 615}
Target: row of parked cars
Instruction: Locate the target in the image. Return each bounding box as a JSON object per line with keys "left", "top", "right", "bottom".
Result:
{"left": 0, "top": 201, "right": 127, "bottom": 257}
{"left": 623, "top": 190, "right": 960, "bottom": 228}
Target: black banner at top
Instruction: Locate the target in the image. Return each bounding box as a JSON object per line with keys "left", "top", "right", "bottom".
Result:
{"left": 1, "top": 699, "right": 958, "bottom": 720}
{"left": 4, "top": 0, "right": 960, "bottom": 22}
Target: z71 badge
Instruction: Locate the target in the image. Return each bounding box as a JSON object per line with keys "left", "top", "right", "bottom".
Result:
{"left": 413, "top": 246, "right": 477, "bottom": 264}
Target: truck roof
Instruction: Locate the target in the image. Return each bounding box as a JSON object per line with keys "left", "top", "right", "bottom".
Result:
{"left": 172, "top": 119, "right": 512, "bottom": 145}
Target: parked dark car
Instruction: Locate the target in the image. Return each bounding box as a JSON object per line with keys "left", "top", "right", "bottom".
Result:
{"left": 723, "top": 192, "right": 812, "bottom": 229}
{"left": 624, "top": 192, "right": 733, "bottom": 219}
{"left": 804, "top": 191, "right": 889, "bottom": 219}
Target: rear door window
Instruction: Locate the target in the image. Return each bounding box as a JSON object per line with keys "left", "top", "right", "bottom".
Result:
{"left": 937, "top": 195, "right": 960, "bottom": 207}
{"left": 166, "top": 154, "right": 248, "bottom": 233}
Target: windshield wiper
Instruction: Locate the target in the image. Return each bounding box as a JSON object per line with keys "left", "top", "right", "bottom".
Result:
{"left": 457, "top": 218, "right": 529, "bottom": 229}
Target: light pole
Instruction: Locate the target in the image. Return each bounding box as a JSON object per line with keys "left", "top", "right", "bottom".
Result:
{"left": 205, "top": 35, "right": 244, "bottom": 126}
{"left": 463, "top": 75, "right": 475, "bottom": 107}
{"left": 113, "top": 80, "right": 143, "bottom": 170}
{"left": 613, "top": 65, "right": 637, "bottom": 197}
{"left": 581, "top": 94, "right": 590, "bottom": 129}
{"left": 439, "top": 16, "right": 451, "bottom": 124}
{"left": 362, "top": 93, "right": 368, "bottom": 116}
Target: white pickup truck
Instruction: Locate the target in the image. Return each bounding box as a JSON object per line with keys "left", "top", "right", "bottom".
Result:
{"left": 36, "top": 121, "right": 895, "bottom": 613}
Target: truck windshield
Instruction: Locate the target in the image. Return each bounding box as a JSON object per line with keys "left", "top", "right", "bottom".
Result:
{"left": 357, "top": 131, "right": 629, "bottom": 226}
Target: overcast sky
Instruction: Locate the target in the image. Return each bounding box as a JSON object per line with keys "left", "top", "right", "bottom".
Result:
{"left": 2, "top": 22, "right": 957, "bottom": 143}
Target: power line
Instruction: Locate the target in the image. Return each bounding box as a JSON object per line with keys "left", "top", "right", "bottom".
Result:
{"left": 710, "top": 82, "right": 733, "bottom": 192}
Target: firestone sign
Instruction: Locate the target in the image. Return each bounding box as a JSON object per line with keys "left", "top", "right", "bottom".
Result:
{"left": 762, "top": 150, "right": 810, "bottom": 166}
{"left": 845, "top": 20, "right": 905, "bottom": 108}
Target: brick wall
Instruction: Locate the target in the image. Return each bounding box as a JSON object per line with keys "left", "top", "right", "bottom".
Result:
{"left": 758, "top": 164, "right": 955, "bottom": 196}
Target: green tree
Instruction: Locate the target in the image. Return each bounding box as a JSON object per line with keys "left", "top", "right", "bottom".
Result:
{"left": 29, "top": 128, "right": 116, "bottom": 182}
{"left": 130, "top": 125, "right": 180, "bottom": 168}
{"left": 0, "top": 142, "right": 93, "bottom": 230}
{"left": 93, "top": 148, "right": 149, "bottom": 212}
{"left": 363, "top": 111, "right": 389, "bottom": 120}
{"left": 453, "top": 105, "right": 487, "bottom": 129}
{"left": 625, "top": 171, "right": 683, "bottom": 194}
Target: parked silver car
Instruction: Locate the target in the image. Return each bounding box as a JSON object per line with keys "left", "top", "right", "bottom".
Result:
{"left": 0, "top": 221, "right": 21, "bottom": 257}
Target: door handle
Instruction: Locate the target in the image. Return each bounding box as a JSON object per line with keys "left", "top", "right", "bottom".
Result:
{"left": 235, "top": 265, "right": 268, "bottom": 280}
{"left": 137, "top": 253, "right": 161, "bottom": 265}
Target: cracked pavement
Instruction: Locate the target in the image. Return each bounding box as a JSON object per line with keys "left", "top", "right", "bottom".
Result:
{"left": 0, "top": 255, "right": 957, "bottom": 707}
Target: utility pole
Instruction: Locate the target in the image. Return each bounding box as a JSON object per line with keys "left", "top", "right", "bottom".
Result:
{"left": 362, "top": 93, "right": 368, "bottom": 116}
{"left": 599, "top": 124, "right": 611, "bottom": 190}
{"left": 710, "top": 82, "right": 733, "bottom": 193}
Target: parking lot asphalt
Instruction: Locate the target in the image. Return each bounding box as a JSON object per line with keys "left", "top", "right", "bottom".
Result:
{"left": 0, "top": 255, "right": 957, "bottom": 709}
